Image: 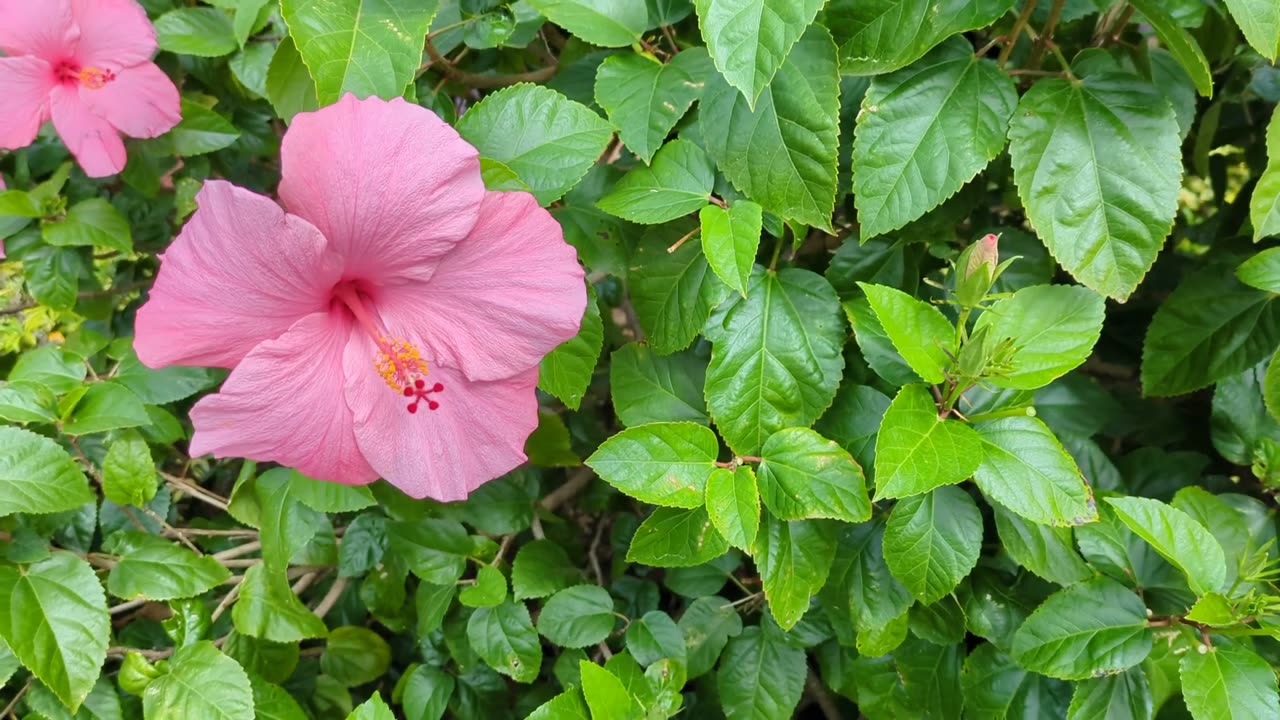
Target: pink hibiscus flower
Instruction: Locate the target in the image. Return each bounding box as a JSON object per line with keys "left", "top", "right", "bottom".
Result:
{"left": 135, "top": 95, "right": 587, "bottom": 501}
{"left": 0, "top": 0, "right": 181, "bottom": 178}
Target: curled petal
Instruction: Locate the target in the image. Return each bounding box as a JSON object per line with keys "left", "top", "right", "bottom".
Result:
{"left": 49, "top": 83, "right": 125, "bottom": 177}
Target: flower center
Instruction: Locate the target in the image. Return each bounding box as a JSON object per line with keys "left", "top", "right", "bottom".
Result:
{"left": 333, "top": 283, "right": 444, "bottom": 414}
{"left": 56, "top": 62, "right": 115, "bottom": 89}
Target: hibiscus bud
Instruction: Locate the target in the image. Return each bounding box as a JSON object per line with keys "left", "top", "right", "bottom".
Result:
{"left": 955, "top": 233, "right": 1001, "bottom": 307}
{"left": 119, "top": 651, "right": 162, "bottom": 696}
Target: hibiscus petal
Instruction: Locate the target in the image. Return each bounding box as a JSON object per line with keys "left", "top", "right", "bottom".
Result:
{"left": 0, "top": 57, "right": 54, "bottom": 151}
{"left": 190, "top": 310, "right": 377, "bottom": 485}
{"left": 0, "top": 0, "right": 77, "bottom": 60}
{"left": 377, "top": 191, "right": 587, "bottom": 382}
{"left": 135, "top": 180, "right": 344, "bottom": 369}
{"left": 80, "top": 62, "right": 179, "bottom": 138}
{"left": 49, "top": 83, "right": 125, "bottom": 177}
{"left": 343, "top": 331, "right": 538, "bottom": 501}
{"left": 278, "top": 94, "right": 484, "bottom": 283}
{"left": 69, "top": 0, "right": 156, "bottom": 68}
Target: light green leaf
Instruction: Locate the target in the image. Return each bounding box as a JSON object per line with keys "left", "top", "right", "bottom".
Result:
{"left": 609, "top": 344, "right": 708, "bottom": 427}
{"left": 973, "top": 416, "right": 1097, "bottom": 527}
{"left": 0, "top": 553, "right": 109, "bottom": 711}
{"left": 630, "top": 221, "right": 732, "bottom": 353}
{"left": 457, "top": 84, "right": 614, "bottom": 205}
{"left": 586, "top": 422, "right": 719, "bottom": 508}
{"left": 538, "top": 586, "right": 616, "bottom": 649}
{"left": 580, "top": 662, "right": 642, "bottom": 720}
{"left": 10, "top": 345, "right": 86, "bottom": 393}
{"left": 1105, "top": 496, "right": 1227, "bottom": 596}
{"left": 540, "top": 285, "right": 603, "bottom": 410}
{"left": 1011, "top": 577, "right": 1151, "bottom": 680}
{"left": 844, "top": 298, "right": 922, "bottom": 386}
{"left": 107, "top": 533, "right": 230, "bottom": 601}
{"left": 1129, "top": 0, "right": 1213, "bottom": 97}
{"left": 597, "top": 140, "right": 714, "bottom": 224}
{"left": 512, "top": 540, "right": 581, "bottom": 601}
{"left": 459, "top": 565, "right": 507, "bottom": 608}
{"left": 716, "top": 626, "right": 806, "bottom": 720}
{"left": 1268, "top": 348, "right": 1280, "bottom": 423}
{"left": 700, "top": 200, "right": 763, "bottom": 296}
{"left": 1222, "top": 0, "right": 1280, "bottom": 61}
{"left": 0, "top": 426, "right": 93, "bottom": 516}
{"left": 627, "top": 506, "right": 729, "bottom": 567}
{"left": 1179, "top": 639, "right": 1279, "bottom": 720}
{"left": 102, "top": 430, "right": 157, "bottom": 508}
{"left": 320, "top": 627, "right": 391, "bottom": 687}
{"left": 155, "top": 8, "right": 238, "bottom": 57}
{"left": 993, "top": 506, "right": 1093, "bottom": 587}
{"left": 0, "top": 381, "right": 57, "bottom": 424}
{"left": 346, "top": 693, "right": 393, "bottom": 720}
{"left": 701, "top": 25, "right": 841, "bottom": 230}
{"left": 526, "top": 690, "right": 590, "bottom": 720}
{"left": 288, "top": 475, "right": 375, "bottom": 514}
{"left": 42, "top": 199, "right": 132, "bottom": 253}
{"left": 858, "top": 282, "right": 955, "bottom": 384}
{"left": 694, "top": 0, "right": 825, "bottom": 107}
{"left": 143, "top": 641, "right": 253, "bottom": 720}
{"left": 882, "top": 486, "right": 982, "bottom": 603}
{"left": 527, "top": 0, "right": 647, "bottom": 47}
{"left": 468, "top": 601, "right": 542, "bottom": 683}
{"left": 280, "top": 0, "right": 437, "bottom": 104}
{"left": 1141, "top": 264, "right": 1280, "bottom": 396}
{"left": 1237, "top": 247, "right": 1280, "bottom": 292}
{"left": 853, "top": 38, "right": 1016, "bottom": 238}
{"left": 975, "top": 284, "right": 1106, "bottom": 390}
{"left": 705, "top": 268, "right": 845, "bottom": 455}
{"left": 231, "top": 564, "right": 328, "bottom": 643}
{"left": 1007, "top": 70, "right": 1182, "bottom": 300}
{"left": 594, "top": 48, "right": 713, "bottom": 163}
{"left": 265, "top": 37, "right": 318, "bottom": 123}
{"left": 874, "top": 384, "right": 982, "bottom": 499}
{"left": 757, "top": 427, "right": 870, "bottom": 522}
{"left": 830, "top": 0, "right": 1017, "bottom": 76}
{"left": 1252, "top": 108, "right": 1280, "bottom": 241}
{"left": 705, "top": 465, "right": 760, "bottom": 551}
{"left": 753, "top": 514, "right": 837, "bottom": 630}
{"left": 62, "top": 383, "right": 150, "bottom": 436}
{"left": 1067, "top": 667, "right": 1153, "bottom": 720}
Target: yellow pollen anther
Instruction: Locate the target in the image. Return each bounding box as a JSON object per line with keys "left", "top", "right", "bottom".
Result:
{"left": 373, "top": 336, "right": 429, "bottom": 391}
{"left": 78, "top": 67, "right": 115, "bottom": 89}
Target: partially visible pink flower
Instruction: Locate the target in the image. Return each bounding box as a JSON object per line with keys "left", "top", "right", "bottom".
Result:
{"left": 0, "top": 0, "right": 181, "bottom": 177}
{"left": 0, "top": 175, "right": 6, "bottom": 259}
{"left": 135, "top": 95, "right": 587, "bottom": 501}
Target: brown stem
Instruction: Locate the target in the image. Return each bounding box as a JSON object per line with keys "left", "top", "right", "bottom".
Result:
{"left": 540, "top": 467, "right": 594, "bottom": 511}
{"left": 1106, "top": 5, "right": 1136, "bottom": 46}
{"left": 998, "top": 0, "right": 1038, "bottom": 67}
{"left": 1, "top": 279, "right": 151, "bottom": 316}
{"left": 424, "top": 39, "right": 557, "bottom": 89}
{"left": 1028, "top": 0, "right": 1066, "bottom": 69}
{"left": 311, "top": 576, "right": 348, "bottom": 619}
{"left": 805, "top": 672, "right": 842, "bottom": 720}
{"left": 667, "top": 227, "right": 700, "bottom": 253}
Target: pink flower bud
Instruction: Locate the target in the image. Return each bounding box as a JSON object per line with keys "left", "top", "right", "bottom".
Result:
{"left": 964, "top": 233, "right": 1000, "bottom": 281}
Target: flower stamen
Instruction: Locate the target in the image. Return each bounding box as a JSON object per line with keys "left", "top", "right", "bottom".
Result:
{"left": 334, "top": 283, "right": 444, "bottom": 414}
{"left": 77, "top": 66, "right": 115, "bottom": 89}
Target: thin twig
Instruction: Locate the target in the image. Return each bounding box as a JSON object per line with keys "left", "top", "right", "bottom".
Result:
{"left": 588, "top": 518, "right": 607, "bottom": 586}
{"left": 667, "top": 227, "right": 700, "bottom": 253}
{"left": 1, "top": 679, "right": 32, "bottom": 718}
{"left": 110, "top": 598, "right": 148, "bottom": 616}
{"left": 424, "top": 39, "right": 557, "bottom": 88}
{"left": 312, "top": 576, "right": 349, "bottom": 619}
{"left": 540, "top": 468, "right": 594, "bottom": 512}
{"left": 998, "top": 0, "right": 1037, "bottom": 67}
{"left": 106, "top": 646, "right": 173, "bottom": 661}
{"left": 1028, "top": 0, "right": 1066, "bottom": 69}
{"left": 209, "top": 583, "right": 241, "bottom": 622}
{"left": 212, "top": 540, "right": 261, "bottom": 562}
{"left": 161, "top": 472, "right": 230, "bottom": 510}
{"left": 139, "top": 506, "right": 201, "bottom": 553}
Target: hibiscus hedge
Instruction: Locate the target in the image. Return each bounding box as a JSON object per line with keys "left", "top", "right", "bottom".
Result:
{"left": 2, "top": 1, "right": 1280, "bottom": 719}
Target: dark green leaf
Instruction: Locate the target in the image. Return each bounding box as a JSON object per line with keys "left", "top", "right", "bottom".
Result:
{"left": 467, "top": 601, "right": 542, "bottom": 683}
{"left": 973, "top": 416, "right": 1097, "bottom": 526}
{"left": 594, "top": 49, "right": 714, "bottom": 163}
{"left": 629, "top": 221, "right": 732, "bottom": 354}
{"left": 627, "top": 506, "right": 729, "bottom": 567}
{"left": 538, "top": 585, "right": 616, "bottom": 648}
{"left": 882, "top": 486, "right": 982, "bottom": 603}
{"left": 1011, "top": 578, "right": 1151, "bottom": 680}
{"left": 597, "top": 140, "right": 714, "bottom": 224}
{"left": 609, "top": 343, "right": 708, "bottom": 426}
{"left": 716, "top": 626, "right": 806, "bottom": 720}
{"left": 753, "top": 514, "right": 837, "bottom": 630}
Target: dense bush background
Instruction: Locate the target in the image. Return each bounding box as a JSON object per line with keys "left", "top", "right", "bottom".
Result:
{"left": 2, "top": 0, "right": 1280, "bottom": 718}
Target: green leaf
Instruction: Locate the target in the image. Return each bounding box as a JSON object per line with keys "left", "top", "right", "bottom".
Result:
{"left": 716, "top": 626, "right": 806, "bottom": 720}
{"left": 22, "top": 247, "right": 79, "bottom": 310}
{"left": 700, "top": 200, "right": 763, "bottom": 296}
{"left": 102, "top": 431, "right": 157, "bottom": 508}
{"left": 873, "top": 384, "right": 983, "bottom": 499}
{"left": 265, "top": 36, "right": 318, "bottom": 123}
{"left": 1237, "top": 248, "right": 1280, "bottom": 292}
{"left": 459, "top": 565, "right": 507, "bottom": 608}
{"left": 973, "top": 416, "right": 1097, "bottom": 526}
{"left": 756, "top": 427, "right": 870, "bottom": 522}
{"left": 625, "top": 611, "right": 685, "bottom": 666}
{"left": 250, "top": 677, "right": 308, "bottom": 720}
{"left": 701, "top": 25, "right": 841, "bottom": 230}
{"left": 538, "top": 586, "right": 616, "bottom": 648}
{"left": 155, "top": 8, "right": 238, "bottom": 57}
{"left": 527, "top": 0, "right": 646, "bottom": 46}
{"left": 153, "top": 100, "right": 242, "bottom": 156}
{"left": 580, "top": 661, "right": 641, "bottom": 720}
{"left": 0, "top": 553, "right": 109, "bottom": 711}
{"left": 512, "top": 540, "right": 581, "bottom": 601}
{"left": 882, "top": 486, "right": 982, "bottom": 603}
{"left": 10, "top": 345, "right": 86, "bottom": 393}
{"left": 680, "top": 596, "right": 743, "bottom": 679}
{"left": 143, "top": 642, "right": 253, "bottom": 720}
{"left": 1007, "top": 70, "right": 1182, "bottom": 300}
{"left": 114, "top": 349, "right": 216, "bottom": 405}
{"left": 705, "top": 268, "right": 845, "bottom": 455}
{"left": 753, "top": 514, "right": 837, "bottom": 630}
{"left": 231, "top": 564, "right": 328, "bottom": 643}
{"left": 830, "top": 0, "right": 1016, "bottom": 76}
{"left": 0, "top": 426, "right": 93, "bottom": 516}
{"left": 0, "top": 381, "right": 58, "bottom": 424}
{"left": 586, "top": 422, "right": 719, "bottom": 508}
{"left": 540, "top": 285, "right": 603, "bottom": 410}
{"left": 597, "top": 140, "right": 714, "bottom": 224}
{"left": 457, "top": 84, "right": 614, "bottom": 205}
{"left": 526, "top": 690, "right": 590, "bottom": 720}
{"left": 319, "top": 627, "right": 391, "bottom": 687}
{"left": 234, "top": 0, "right": 272, "bottom": 47}
{"left": 594, "top": 49, "right": 714, "bottom": 163}
{"left": 402, "top": 665, "right": 454, "bottom": 720}
{"left": 993, "top": 506, "right": 1093, "bottom": 587}
{"left": 1129, "top": 0, "right": 1213, "bottom": 97}
{"left": 62, "top": 383, "right": 150, "bottom": 436}
{"left": 42, "top": 198, "right": 131, "bottom": 252}
{"left": 1104, "top": 496, "right": 1227, "bottom": 596}
{"left": 627, "top": 506, "right": 729, "bottom": 567}
{"left": 705, "top": 465, "right": 761, "bottom": 550}
{"left": 694, "top": 0, "right": 825, "bottom": 107}
{"left": 346, "top": 693, "right": 393, "bottom": 720}
{"left": 629, "top": 221, "right": 732, "bottom": 353}
{"left": 1268, "top": 348, "right": 1280, "bottom": 423}
{"left": 858, "top": 283, "right": 955, "bottom": 384}
{"left": 974, "top": 284, "right": 1106, "bottom": 390}
{"left": 1179, "top": 638, "right": 1279, "bottom": 720}
{"left": 961, "top": 643, "right": 1072, "bottom": 719}
{"left": 1011, "top": 577, "right": 1152, "bottom": 680}
{"left": 853, "top": 38, "right": 1016, "bottom": 239}
{"left": 1141, "top": 264, "right": 1280, "bottom": 396}
{"left": 844, "top": 298, "right": 923, "bottom": 385}
{"left": 107, "top": 533, "right": 229, "bottom": 601}
{"left": 466, "top": 601, "right": 542, "bottom": 683}
{"left": 609, "top": 343, "right": 708, "bottom": 427}
{"left": 288, "top": 475, "right": 375, "bottom": 514}
{"left": 280, "top": 0, "right": 437, "bottom": 104}
{"left": 1222, "top": 0, "right": 1280, "bottom": 61}
{"left": 0, "top": 189, "right": 41, "bottom": 217}
{"left": 386, "top": 518, "right": 470, "bottom": 585}
{"left": 1252, "top": 108, "right": 1280, "bottom": 241}
{"left": 1067, "top": 667, "right": 1153, "bottom": 720}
